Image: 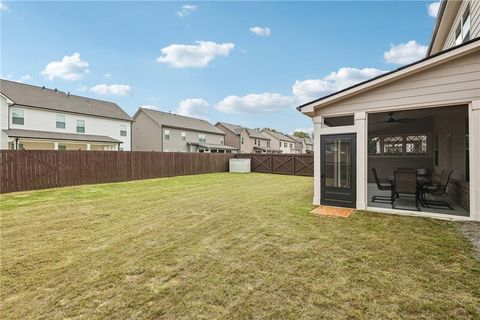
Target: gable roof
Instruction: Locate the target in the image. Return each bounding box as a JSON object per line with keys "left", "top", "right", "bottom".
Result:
{"left": 297, "top": 37, "right": 480, "bottom": 114}
{"left": 262, "top": 130, "right": 295, "bottom": 142}
{"left": 0, "top": 79, "right": 132, "bottom": 121}
{"left": 137, "top": 108, "right": 225, "bottom": 135}
{"left": 245, "top": 128, "right": 269, "bottom": 139}
{"left": 216, "top": 122, "right": 244, "bottom": 135}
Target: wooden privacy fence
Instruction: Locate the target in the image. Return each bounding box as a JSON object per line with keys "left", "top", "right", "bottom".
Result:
{"left": 236, "top": 154, "right": 313, "bottom": 176}
{"left": 0, "top": 150, "right": 235, "bottom": 194}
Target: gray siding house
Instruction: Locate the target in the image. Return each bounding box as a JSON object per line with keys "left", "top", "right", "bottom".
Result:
{"left": 261, "top": 130, "right": 296, "bottom": 154}
{"left": 133, "top": 108, "right": 237, "bottom": 153}
{"left": 215, "top": 122, "right": 280, "bottom": 153}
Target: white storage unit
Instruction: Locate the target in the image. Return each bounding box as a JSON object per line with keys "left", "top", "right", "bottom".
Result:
{"left": 229, "top": 158, "right": 251, "bottom": 173}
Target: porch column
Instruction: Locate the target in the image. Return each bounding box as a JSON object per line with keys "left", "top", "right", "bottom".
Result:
{"left": 54, "top": 142, "right": 59, "bottom": 150}
{"left": 312, "top": 116, "right": 322, "bottom": 205}
{"left": 355, "top": 112, "right": 367, "bottom": 210}
{"left": 470, "top": 100, "right": 480, "bottom": 221}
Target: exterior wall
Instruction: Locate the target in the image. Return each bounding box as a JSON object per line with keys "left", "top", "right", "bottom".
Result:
{"left": 279, "top": 139, "right": 295, "bottom": 153}
{"left": 162, "top": 127, "right": 225, "bottom": 152}
{"left": 443, "top": 0, "right": 480, "bottom": 51}
{"left": 215, "top": 123, "right": 240, "bottom": 149}
{"left": 7, "top": 105, "right": 132, "bottom": 150}
{"left": 132, "top": 111, "right": 162, "bottom": 151}
{"left": 0, "top": 95, "right": 9, "bottom": 149}
{"left": 314, "top": 51, "right": 480, "bottom": 117}
{"left": 239, "top": 130, "right": 251, "bottom": 153}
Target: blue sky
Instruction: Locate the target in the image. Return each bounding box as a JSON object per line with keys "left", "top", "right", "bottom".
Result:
{"left": 1, "top": 1, "right": 440, "bottom": 134}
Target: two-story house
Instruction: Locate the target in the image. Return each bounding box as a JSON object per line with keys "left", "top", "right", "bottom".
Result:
{"left": 287, "top": 135, "right": 303, "bottom": 154}
{"left": 0, "top": 80, "right": 132, "bottom": 150}
{"left": 215, "top": 122, "right": 280, "bottom": 153}
{"left": 133, "top": 108, "right": 237, "bottom": 153}
{"left": 304, "top": 137, "right": 314, "bottom": 154}
{"left": 261, "top": 130, "right": 296, "bottom": 154}
{"left": 298, "top": 0, "right": 480, "bottom": 221}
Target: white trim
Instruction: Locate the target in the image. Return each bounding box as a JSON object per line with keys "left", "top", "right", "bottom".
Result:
{"left": 365, "top": 207, "right": 473, "bottom": 221}
{"left": 469, "top": 101, "right": 479, "bottom": 221}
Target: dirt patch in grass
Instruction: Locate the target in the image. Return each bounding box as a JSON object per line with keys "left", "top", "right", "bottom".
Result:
{"left": 1, "top": 173, "right": 479, "bottom": 319}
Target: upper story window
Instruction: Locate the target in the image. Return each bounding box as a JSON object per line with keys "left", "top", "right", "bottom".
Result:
{"left": 198, "top": 134, "right": 206, "bottom": 143}
{"left": 241, "top": 137, "right": 244, "bottom": 144}
{"left": 181, "top": 132, "right": 186, "bottom": 141}
{"left": 290, "top": 143, "right": 293, "bottom": 148}
{"left": 455, "top": 5, "right": 471, "bottom": 45}
{"left": 284, "top": 142, "right": 287, "bottom": 148}
{"left": 12, "top": 108, "right": 24, "bottom": 125}
{"left": 56, "top": 114, "right": 66, "bottom": 129}
{"left": 164, "top": 129, "right": 170, "bottom": 140}
{"left": 220, "top": 138, "right": 224, "bottom": 145}
{"left": 76, "top": 120, "right": 85, "bottom": 133}
{"left": 267, "top": 141, "right": 270, "bottom": 148}
{"left": 120, "top": 125, "right": 127, "bottom": 137}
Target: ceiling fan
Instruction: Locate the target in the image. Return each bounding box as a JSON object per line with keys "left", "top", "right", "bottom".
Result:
{"left": 383, "top": 112, "right": 416, "bottom": 124}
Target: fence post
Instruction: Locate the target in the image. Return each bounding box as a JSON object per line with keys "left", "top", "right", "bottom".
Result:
{"left": 270, "top": 154, "right": 273, "bottom": 173}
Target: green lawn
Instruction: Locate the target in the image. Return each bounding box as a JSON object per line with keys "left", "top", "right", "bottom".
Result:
{"left": 1, "top": 173, "right": 479, "bottom": 319}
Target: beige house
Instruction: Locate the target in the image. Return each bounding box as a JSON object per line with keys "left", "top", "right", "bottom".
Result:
{"left": 0, "top": 80, "right": 132, "bottom": 151}
{"left": 298, "top": 0, "right": 479, "bottom": 221}
{"left": 261, "top": 130, "right": 296, "bottom": 154}
{"left": 133, "top": 108, "right": 237, "bottom": 153}
{"left": 215, "top": 122, "right": 280, "bottom": 153}
{"left": 288, "top": 135, "right": 314, "bottom": 154}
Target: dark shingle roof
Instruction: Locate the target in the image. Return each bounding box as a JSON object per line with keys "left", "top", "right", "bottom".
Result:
{"left": 217, "top": 122, "right": 244, "bottom": 135}
{"left": 245, "top": 128, "right": 268, "bottom": 139}
{"left": 139, "top": 108, "right": 225, "bottom": 135}
{"left": 3, "top": 129, "right": 121, "bottom": 143}
{"left": 0, "top": 79, "right": 132, "bottom": 121}
{"left": 262, "top": 130, "right": 295, "bottom": 142}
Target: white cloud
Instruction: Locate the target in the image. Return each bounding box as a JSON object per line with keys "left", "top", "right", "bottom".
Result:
{"left": 156, "top": 41, "right": 235, "bottom": 68}
{"left": 76, "top": 85, "right": 88, "bottom": 92}
{"left": 384, "top": 40, "right": 428, "bottom": 65}
{"left": 177, "top": 4, "right": 197, "bottom": 17}
{"left": 292, "top": 67, "right": 385, "bottom": 102}
{"left": 0, "top": 1, "right": 9, "bottom": 11}
{"left": 41, "top": 53, "right": 90, "bottom": 81}
{"left": 89, "top": 84, "right": 131, "bottom": 96}
{"left": 140, "top": 105, "right": 160, "bottom": 111}
{"left": 216, "top": 93, "right": 296, "bottom": 114}
{"left": 177, "top": 98, "right": 210, "bottom": 120}
{"left": 250, "top": 26, "right": 271, "bottom": 37}
{"left": 1, "top": 74, "right": 33, "bottom": 83}
{"left": 104, "top": 72, "right": 111, "bottom": 79}
{"left": 18, "top": 75, "right": 32, "bottom": 82}
{"left": 428, "top": 2, "right": 440, "bottom": 18}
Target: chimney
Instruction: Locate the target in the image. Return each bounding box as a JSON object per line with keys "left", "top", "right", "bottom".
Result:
{"left": 54, "top": 88, "right": 58, "bottom": 92}
{"left": 42, "top": 86, "right": 45, "bottom": 90}
{"left": 67, "top": 92, "right": 70, "bottom": 96}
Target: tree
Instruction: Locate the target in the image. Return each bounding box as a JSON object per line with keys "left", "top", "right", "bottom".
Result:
{"left": 293, "top": 131, "right": 310, "bottom": 139}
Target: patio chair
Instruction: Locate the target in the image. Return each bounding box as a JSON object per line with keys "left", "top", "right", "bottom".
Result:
{"left": 371, "top": 168, "right": 395, "bottom": 203}
{"left": 393, "top": 170, "right": 420, "bottom": 210}
{"left": 417, "top": 168, "right": 431, "bottom": 183}
{"left": 420, "top": 169, "right": 454, "bottom": 210}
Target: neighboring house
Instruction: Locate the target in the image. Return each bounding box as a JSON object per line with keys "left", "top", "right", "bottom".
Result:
{"left": 133, "top": 108, "right": 237, "bottom": 153}
{"left": 261, "top": 130, "right": 296, "bottom": 154}
{"left": 0, "top": 80, "right": 132, "bottom": 151}
{"left": 215, "top": 122, "right": 280, "bottom": 153}
{"left": 298, "top": 0, "right": 479, "bottom": 222}
{"left": 288, "top": 135, "right": 314, "bottom": 154}
{"left": 288, "top": 135, "right": 304, "bottom": 154}
{"left": 304, "top": 138, "right": 314, "bottom": 154}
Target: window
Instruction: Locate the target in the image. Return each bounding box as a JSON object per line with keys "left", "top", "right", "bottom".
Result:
{"left": 76, "top": 120, "right": 85, "bottom": 133}
{"left": 120, "top": 125, "right": 127, "bottom": 137}
{"left": 406, "top": 135, "right": 427, "bottom": 155}
{"left": 290, "top": 143, "right": 293, "bottom": 148}
{"left": 383, "top": 136, "right": 403, "bottom": 155}
{"left": 12, "top": 109, "right": 24, "bottom": 125}
{"left": 241, "top": 137, "right": 244, "bottom": 144}
{"left": 284, "top": 142, "right": 287, "bottom": 147}
{"left": 198, "top": 134, "right": 206, "bottom": 143}
{"left": 220, "top": 138, "right": 224, "bottom": 145}
{"left": 455, "top": 5, "right": 471, "bottom": 45}
{"left": 181, "top": 132, "right": 186, "bottom": 141}
{"left": 267, "top": 141, "right": 270, "bottom": 148}
{"left": 368, "top": 137, "right": 381, "bottom": 155}
{"left": 56, "top": 114, "right": 66, "bottom": 129}
{"left": 164, "top": 129, "right": 170, "bottom": 140}
{"left": 323, "top": 115, "right": 354, "bottom": 127}
{"left": 254, "top": 139, "right": 257, "bottom": 145}
{"left": 58, "top": 144, "right": 67, "bottom": 151}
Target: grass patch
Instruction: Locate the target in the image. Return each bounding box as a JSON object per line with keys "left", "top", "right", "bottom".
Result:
{"left": 1, "top": 173, "right": 479, "bottom": 319}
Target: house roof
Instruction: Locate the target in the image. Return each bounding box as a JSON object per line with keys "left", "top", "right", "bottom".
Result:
{"left": 0, "top": 79, "right": 132, "bottom": 121}
{"left": 304, "top": 138, "right": 314, "bottom": 145}
{"left": 427, "top": 0, "right": 448, "bottom": 56}
{"left": 138, "top": 108, "right": 225, "bottom": 135}
{"left": 3, "top": 129, "right": 122, "bottom": 143}
{"left": 297, "top": 37, "right": 480, "bottom": 114}
{"left": 187, "top": 142, "right": 238, "bottom": 150}
{"left": 262, "top": 130, "right": 295, "bottom": 142}
{"left": 216, "top": 122, "right": 244, "bottom": 135}
{"left": 245, "top": 128, "right": 269, "bottom": 140}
